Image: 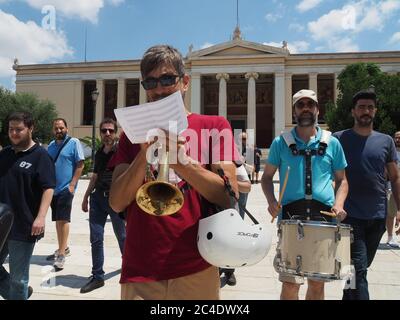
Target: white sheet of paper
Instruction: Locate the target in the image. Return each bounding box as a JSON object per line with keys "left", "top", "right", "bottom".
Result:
{"left": 114, "top": 91, "right": 188, "bottom": 144}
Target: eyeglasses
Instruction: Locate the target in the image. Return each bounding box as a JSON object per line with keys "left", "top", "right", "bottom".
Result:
{"left": 100, "top": 128, "right": 115, "bottom": 134}
{"left": 295, "top": 101, "right": 317, "bottom": 109}
{"left": 141, "top": 74, "right": 182, "bottom": 90}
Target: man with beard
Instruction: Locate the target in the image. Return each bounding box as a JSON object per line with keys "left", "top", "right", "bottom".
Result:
{"left": 80, "top": 118, "right": 126, "bottom": 293}
{"left": 47, "top": 118, "right": 84, "bottom": 270}
{"left": 108, "top": 44, "right": 238, "bottom": 300}
{"left": 334, "top": 89, "right": 400, "bottom": 300}
{"left": 261, "top": 89, "right": 348, "bottom": 300}
{"left": 0, "top": 112, "right": 55, "bottom": 299}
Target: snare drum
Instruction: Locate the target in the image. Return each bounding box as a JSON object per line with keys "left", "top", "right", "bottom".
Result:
{"left": 275, "top": 219, "right": 353, "bottom": 280}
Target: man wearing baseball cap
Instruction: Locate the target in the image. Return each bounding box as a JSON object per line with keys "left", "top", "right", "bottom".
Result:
{"left": 261, "top": 89, "right": 348, "bottom": 300}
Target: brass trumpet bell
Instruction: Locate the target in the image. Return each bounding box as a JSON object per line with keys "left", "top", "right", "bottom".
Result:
{"left": 136, "top": 151, "right": 184, "bottom": 216}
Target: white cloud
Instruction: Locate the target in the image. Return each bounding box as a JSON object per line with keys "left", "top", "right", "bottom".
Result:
{"left": 389, "top": 32, "right": 400, "bottom": 44}
{"left": 265, "top": 13, "right": 282, "bottom": 23}
{"left": 200, "top": 42, "right": 214, "bottom": 49}
{"left": 263, "top": 40, "right": 310, "bottom": 53}
{"left": 309, "top": 1, "right": 400, "bottom": 39}
{"left": 333, "top": 37, "right": 359, "bottom": 52}
{"left": 0, "top": 10, "right": 72, "bottom": 78}
{"left": 308, "top": 0, "right": 400, "bottom": 52}
{"left": 297, "top": 0, "right": 324, "bottom": 13}
{"left": 23, "top": 0, "right": 124, "bottom": 23}
{"left": 289, "top": 23, "right": 305, "bottom": 32}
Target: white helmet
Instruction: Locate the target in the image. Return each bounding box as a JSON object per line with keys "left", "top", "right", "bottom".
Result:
{"left": 197, "top": 208, "right": 272, "bottom": 268}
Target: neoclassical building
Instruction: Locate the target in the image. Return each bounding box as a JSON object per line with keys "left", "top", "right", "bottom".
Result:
{"left": 14, "top": 29, "right": 400, "bottom": 148}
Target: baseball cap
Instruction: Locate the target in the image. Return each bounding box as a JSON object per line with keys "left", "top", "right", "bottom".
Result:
{"left": 293, "top": 89, "right": 318, "bottom": 106}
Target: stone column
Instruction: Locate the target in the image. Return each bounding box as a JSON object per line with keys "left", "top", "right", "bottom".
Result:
{"left": 274, "top": 73, "right": 285, "bottom": 137}
{"left": 139, "top": 79, "right": 147, "bottom": 104}
{"left": 245, "top": 72, "right": 259, "bottom": 135}
{"left": 216, "top": 73, "right": 229, "bottom": 118}
{"left": 73, "top": 80, "right": 83, "bottom": 126}
{"left": 95, "top": 79, "right": 104, "bottom": 126}
{"left": 309, "top": 72, "right": 318, "bottom": 93}
{"left": 285, "top": 73, "right": 293, "bottom": 125}
{"left": 117, "top": 78, "right": 126, "bottom": 108}
{"left": 190, "top": 73, "right": 201, "bottom": 114}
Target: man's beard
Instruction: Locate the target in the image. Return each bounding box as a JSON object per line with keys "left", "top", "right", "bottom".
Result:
{"left": 356, "top": 115, "right": 373, "bottom": 127}
{"left": 56, "top": 132, "right": 66, "bottom": 141}
{"left": 296, "top": 112, "right": 316, "bottom": 127}
{"left": 103, "top": 137, "right": 114, "bottom": 146}
{"left": 12, "top": 135, "right": 31, "bottom": 150}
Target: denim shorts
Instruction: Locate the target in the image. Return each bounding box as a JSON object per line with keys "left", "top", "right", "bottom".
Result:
{"left": 51, "top": 188, "right": 74, "bottom": 222}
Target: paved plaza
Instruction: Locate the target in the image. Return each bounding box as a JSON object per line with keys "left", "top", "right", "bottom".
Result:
{"left": 2, "top": 177, "right": 400, "bottom": 300}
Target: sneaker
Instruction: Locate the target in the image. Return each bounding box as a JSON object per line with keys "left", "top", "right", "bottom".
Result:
{"left": 28, "top": 286, "right": 33, "bottom": 299}
{"left": 226, "top": 272, "right": 237, "bottom": 286}
{"left": 46, "top": 247, "right": 71, "bottom": 261}
{"left": 53, "top": 254, "right": 65, "bottom": 271}
{"left": 387, "top": 239, "right": 400, "bottom": 248}
{"left": 80, "top": 276, "right": 105, "bottom": 294}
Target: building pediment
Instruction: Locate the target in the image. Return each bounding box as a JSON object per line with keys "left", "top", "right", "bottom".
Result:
{"left": 188, "top": 39, "right": 289, "bottom": 59}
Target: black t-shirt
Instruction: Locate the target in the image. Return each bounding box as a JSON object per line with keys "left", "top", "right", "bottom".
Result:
{"left": 93, "top": 144, "right": 116, "bottom": 192}
{"left": 0, "top": 144, "right": 56, "bottom": 242}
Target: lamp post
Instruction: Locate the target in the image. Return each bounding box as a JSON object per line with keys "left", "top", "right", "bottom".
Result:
{"left": 91, "top": 89, "right": 99, "bottom": 172}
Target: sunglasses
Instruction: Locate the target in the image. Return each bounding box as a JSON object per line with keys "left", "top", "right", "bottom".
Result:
{"left": 141, "top": 74, "right": 182, "bottom": 90}
{"left": 100, "top": 128, "right": 115, "bottom": 134}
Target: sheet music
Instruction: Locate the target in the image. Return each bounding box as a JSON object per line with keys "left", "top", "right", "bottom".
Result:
{"left": 114, "top": 91, "right": 188, "bottom": 144}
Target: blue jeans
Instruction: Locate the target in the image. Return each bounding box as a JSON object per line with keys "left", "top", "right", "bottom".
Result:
{"left": 89, "top": 190, "right": 126, "bottom": 280}
{"left": 238, "top": 192, "right": 249, "bottom": 219}
{"left": 0, "top": 239, "right": 35, "bottom": 300}
{"left": 342, "top": 217, "right": 386, "bottom": 300}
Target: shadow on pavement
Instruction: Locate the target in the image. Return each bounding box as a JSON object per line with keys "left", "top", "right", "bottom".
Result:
{"left": 40, "top": 269, "right": 121, "bottom": 289}
{"left": 378, "top": 243, "right": 400, "bottom": 250}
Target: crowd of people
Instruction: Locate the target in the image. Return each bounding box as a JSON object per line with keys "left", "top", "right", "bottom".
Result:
{"left": 0, "top": 44, "right": 399, "bottom": 300}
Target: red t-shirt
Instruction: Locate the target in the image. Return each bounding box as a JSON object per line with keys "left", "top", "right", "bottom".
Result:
{"left": 109, "top": 113, "right": 238, "bottom": 282}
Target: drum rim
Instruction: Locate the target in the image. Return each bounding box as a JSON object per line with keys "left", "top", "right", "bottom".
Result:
{"left": 280, "top": 219, "right": 352, "bottom": 229}
{"left": 276, "top": 266, "right": 346, "bottom": 280}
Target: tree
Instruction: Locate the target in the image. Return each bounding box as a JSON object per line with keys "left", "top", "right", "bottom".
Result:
{"left": 325, "top": 63, "right": 400, "bottom": 135}
{"left": 0, "top": 87, "right": 58, "bottom": 146}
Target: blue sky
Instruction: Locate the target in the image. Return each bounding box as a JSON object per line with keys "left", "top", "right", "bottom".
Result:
{"left": 0, "top": 0, "right": 399, "bottom": 90}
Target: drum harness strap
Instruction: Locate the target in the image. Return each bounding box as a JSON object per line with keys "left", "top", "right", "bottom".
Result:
{"left": 281, "top": 129, "right": 332, "bottom": 219}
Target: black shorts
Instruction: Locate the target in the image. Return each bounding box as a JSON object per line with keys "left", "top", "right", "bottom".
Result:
{"left": 254, "top": 163, "right": 260, "bottom": 173}
{"left": 51, "top": 189, "right": 74, "bottom": 222}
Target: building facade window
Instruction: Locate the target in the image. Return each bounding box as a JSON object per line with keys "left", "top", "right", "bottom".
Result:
{"left": 317, "top": 74, "right": 334, "bottom": 123}
{"left": 104, "top": 80, "right": 118, "bottom": 119}
{"left": 82, "top": 80, "right": 97, "bottom": 125}
{"left": 292, "top": 75, "right": 309, "bottom": 124}
{"left": 201, "top": 75, "right": 219, "bottom": 115}
{"left": 126, "top": 79, "right": 140, "bottom": 107}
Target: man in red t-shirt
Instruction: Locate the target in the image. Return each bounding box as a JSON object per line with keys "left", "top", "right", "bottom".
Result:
{"left": 108, "top": 45, "right": 238, "bottom": 300}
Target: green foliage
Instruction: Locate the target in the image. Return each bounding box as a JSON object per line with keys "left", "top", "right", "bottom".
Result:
{"left": 79, "top": 136, "right": 102, "bottom": 176}
{"left": 325, "top": 63, "right": 400, "bottom": 135}
{"left": 0, "top": 87, "right": 58, "bottom": 146}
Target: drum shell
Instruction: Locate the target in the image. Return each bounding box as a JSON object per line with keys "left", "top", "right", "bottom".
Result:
{"left": 276, "top": 220, "right": 352, "bottom": 280}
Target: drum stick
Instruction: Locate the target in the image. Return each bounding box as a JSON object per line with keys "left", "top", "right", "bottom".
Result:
{"left": 271, "top": 166, "right": 290, "bottom": 223}
{"left": 320, "top": 210, "right": 337, "bottom": 217}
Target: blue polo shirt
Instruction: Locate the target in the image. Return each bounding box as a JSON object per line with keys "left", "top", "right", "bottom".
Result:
{"left": 267, "top": 127, "right": 347, "bottom": 207}
{"left": 47, "top": 135, "right": 85, "bottom": 195}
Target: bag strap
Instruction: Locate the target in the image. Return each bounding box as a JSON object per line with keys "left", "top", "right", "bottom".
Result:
{"left": 52, "top": 136, "right": 72, "bottom": 163}
{"left": 215, "top": 168, "right": 260, "bottom": 225}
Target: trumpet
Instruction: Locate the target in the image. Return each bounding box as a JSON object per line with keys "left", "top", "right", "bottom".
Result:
{"left": 136, "top": 149, "right": 184, "bottom": 216}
